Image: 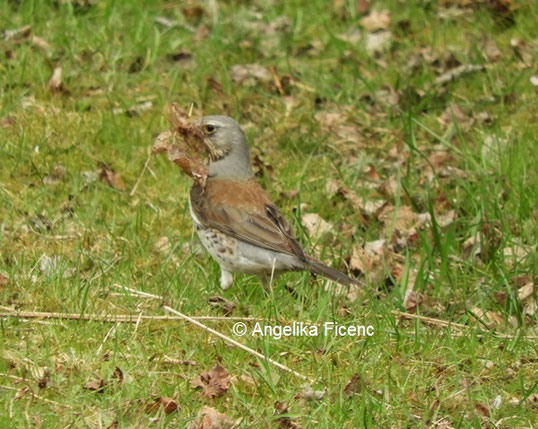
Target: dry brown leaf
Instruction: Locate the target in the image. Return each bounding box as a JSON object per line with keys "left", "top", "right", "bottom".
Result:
{"left": 151, "top": 105, "right": 210, "bottom": 186}
{"left": 503, "top": 243, "right": 528, "bottom": 267}
{"left": 437, "top": 103, "right": 466, "bottom": 128}
{"left": 47, "top": 66, "right": 66, "bottom": 93}
{"left": 350, "top": 239, "right": 388, "bottom": 285}
{"left": 344, "top": 373, "right": 365, "bottom": 396}
{"left": 112, "top": 366, "right": 123, "bottom": 384}
{"left": 0, "top": 274, "right": 8, "bottom": 289}
{"left": 273, "top": 401, "right": 297, "bottom": 428}
{"left": 301, "top": 213, "right": 334, "bottom": 242}
{"left": 360, "top": 10, "right": 391, "bottom": 31}
{"left": 510, "top": 38, "right": 533, "bottom": 64}
{"left": 436, "top": 210, "right": 456, "bottom": 228}
{"left": 230, "top": 64, "right": 271, "bottom": 86}
{"left": 523, "top": 300, "right": 536, "bottom": 316}
{"left": 338, "top": 185, "right": 384, "bottom": 219}
{"left": 0, "top": 116, "right": 15, "bottom": 128}
{"left": 463, "top": 234, "right": 481, "bottom": 257}
{"left": 208, "top": 295, "right": 235, "bottom": 316}
{"left": 484, "top": 39, "right": 501, "bottom": 62}
{"left": 188, "top": 406, "right": 235, "bottom": 429}
{"left": 3, "top": 25, "right": 32, "bottom": 41}
{"left": 84, "top": 377, "right": 106, "bottom": 393}
{"left": 190, "top": 364, "right": 231, "bottom": 398}
{"left": 470, "top": 307, "right": 503, "bottom": 327}
{"left": 378, "top": 205, "right": 418, "bottom": 236}
{"left": 474, "top": 402, "right": 490, "bottom": 417}
{"left": 98, "top": 163, "right": 126, "bottom": 191}
{"left": 30, "top": 35, "right": 51, "bottom": 51}
{"left": 518, "top": 283, "right": 534, "bottom": 301}
{"left": 146, "top": 397, "right": 179, "bottom": 415}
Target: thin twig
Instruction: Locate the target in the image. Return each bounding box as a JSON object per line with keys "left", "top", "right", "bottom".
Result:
{"left": 391, "top": 310, "right": 468, "bottom": 329}
{"left": 164, "top": 306, "right": 315, "bottom": 383}
{"left": 0, "top": 309, "right": 265, "bottom": 323}
{"left": 129, "top": 147, "right": 152, "bottom": 196}
{"left": 0, "top": 384, "right": 72, "bottom": 409}
{"left": 269, "top": 66, "right": 285, "bottom": 96}
{"left": 111, "top": 283, "right": 162, "bottom": 299}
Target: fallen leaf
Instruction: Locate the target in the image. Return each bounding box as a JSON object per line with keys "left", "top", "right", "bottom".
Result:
{"left": 349, "top": 239, "right": 387, "bottom": 282}
{"left": 30, "top": 35, "right": 51, "bottom": 52}
{"left": 112, "top": 367, "right": 123, "bottom": 384}
{"left": 435, "top": 210, "right": 456, "bottom": 228}
{"left": 98, "top": 162, "right": 126, "bottom": 191}
{"left": 360, "top": 10, "right": 391, "bottom": 31}
{"left": 437, "top": 103, "right": 466, "bottom": 128}
{"left": 344, "top": 373, "right": 365, "bottom": 396}
{"left": 84, "top": 377, "right": 106, "bottom": 393}
{"left": 0, "top": 116, "right": 15, "bottom": 128}
{"left": 43, "top": 164, "right": 66, "bottom": 185}
{"left": 518, "top": 283, "right": 534, "bottom": 301}
{"left": 154, "top": 236, "right": 172, "bottom": 254}
{"left": 338, "top": 185, "right": 384, "bottom": 218}
{"left": 475, "top": 402, "right": 490, "bottom": 417}
{"left": 523, "top": 300, "right": 536, "bottom": 316}
{"left": 484, "top": 39, "right": 501, "bottom": 62}
{"left": 230, "top": 64, "right": 272, "bottom": 86}
{"left": 167, "top": 51, "right": 195, "bottom": 67}
{"left": 3, "top": 25, "right": 32, "bottom": 41}
{"left": 510, "top": 38, "right": 533, "bottom": 64}
{"left": 190, "top": 364, "right": 231, "bottom": 398}
{"left": 152, "top": 105, "right": 210, "bottom": 187}
{"left": 273, "top": 401, "right": 297, "bottom": 428}
{"left": 39, "top": 255, "right": 61, "bottom": 274}
{"left": 188, "top": 406, "right": 235, "bottom": 429}
{"left": 470, "top": 307, "right": 503, "bottom": 327}
{"left": 146, "top": 397, "right": 179, "bottom": 415}
{"left": 208, "top": 295, "right": 235, "bottom": 316}
{"left": 301, "top": 213, "right": 334, "bottom": 242}
{"left": 378, "top": 205, "right": 419, "bottom": 237}
{"left": 374, "top": 87, "right": 399, "bottom": 106}
{"left": 463, "top": 234, "right": 481, "bottom": 257}
{"left": 47, "top": 66, "right": 67, "bottom": 94}
{"left": 294, "top": 386, "right": 326, "bottom": 401}
{"left": 365, "top": 30, "right": 392, "bottom": 55}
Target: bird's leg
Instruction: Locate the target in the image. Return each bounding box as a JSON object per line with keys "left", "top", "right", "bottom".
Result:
{"left": 257, "top": 273, "right": 272, "bottom": 290}
{"left": 219, "top": 269, "right": 233, "bottom": 290}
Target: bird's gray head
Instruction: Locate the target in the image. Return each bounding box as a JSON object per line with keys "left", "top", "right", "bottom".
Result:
{"left": 195, "top": 115, "right": 253, "bottom": 180}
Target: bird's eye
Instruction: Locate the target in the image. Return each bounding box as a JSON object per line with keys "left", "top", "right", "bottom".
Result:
{"left": 204, "top": 124, "right": 216, "bottom": 134}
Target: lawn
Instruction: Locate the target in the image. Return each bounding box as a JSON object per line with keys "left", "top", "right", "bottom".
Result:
{"left": 1, "top": 0, "right": 537, "bottom": 427}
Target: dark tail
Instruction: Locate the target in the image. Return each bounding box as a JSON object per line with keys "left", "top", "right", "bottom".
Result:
{"left": 305, "top": 256, "right": 361, "bottom": 287}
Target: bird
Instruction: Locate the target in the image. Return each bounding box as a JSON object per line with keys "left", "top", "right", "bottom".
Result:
{"left": 188, "top": 115, "right": 360, "bottom": 290}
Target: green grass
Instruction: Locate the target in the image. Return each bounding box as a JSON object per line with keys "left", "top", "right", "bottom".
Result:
{"left": 1, "top": 0, "right": 537, "bottom": 427}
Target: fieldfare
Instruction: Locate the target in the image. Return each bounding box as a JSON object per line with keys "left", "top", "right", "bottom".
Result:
{"left": 189, "top": 115, "right": 359, "bottom": 290}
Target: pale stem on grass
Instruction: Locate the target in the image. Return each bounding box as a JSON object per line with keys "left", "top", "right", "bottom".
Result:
{"left": 129, "top": 146, "right": 152, "bottom": 197}
{"left": 0, "top": 307, "right": 266, "bottom": 323}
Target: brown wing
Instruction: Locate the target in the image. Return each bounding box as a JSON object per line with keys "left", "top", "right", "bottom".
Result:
{"left": 190, "top": 178, "right": 306, "bottom": 261}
